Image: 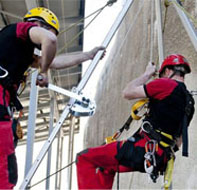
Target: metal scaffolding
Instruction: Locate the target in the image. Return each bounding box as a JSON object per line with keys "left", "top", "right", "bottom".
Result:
{"left": 20, "top": 0, "right": 135, "bottom": 189}
{"left": 19, "top": 0, "right": 197, "bottom": 189}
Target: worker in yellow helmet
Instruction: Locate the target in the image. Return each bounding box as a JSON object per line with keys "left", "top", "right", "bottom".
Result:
{"left": 0, "top": 7, "right": 105, "bottom": 189}
{"left": 24, "top": 7, "right": 60, "bottom": 35}
{"left": 23, "top": 7, "right": 105, "bottom": 87}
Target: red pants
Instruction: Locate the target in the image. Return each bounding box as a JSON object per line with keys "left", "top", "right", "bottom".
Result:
{"left": 0, "top": 85, "right": 17, "bottom": 189}
{"left": 76, "top": 141, "right": 133, "bottom": 190}
{"left": 76, "top": 134, "right": 167, "bottom": 190}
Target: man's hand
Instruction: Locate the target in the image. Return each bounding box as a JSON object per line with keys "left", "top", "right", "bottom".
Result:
{"left": 36, "top": 72, "right": 48, "bottom": 87}
{"left": 88, "top": 46, "right": 106, "bottom": 60}
{"left": 144, "top": 62, "right": 157, "bottom": 77}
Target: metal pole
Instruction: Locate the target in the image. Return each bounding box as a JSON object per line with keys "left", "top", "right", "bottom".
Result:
{"left": 46, "top": 71, "right": 62, "bottom": 190}
{"left": 19, "top": 1, "right": 134, "bottom": 188}
{"left": 172, "top": 0, "right": 197, "bottom": 52}
{"left": 78, "top": 0, "right": 135, "bottom": 91}
{"left": 24, "top": 70, "right": 38, "bottom": 179}
{"left": 66, "top": 116, "right": 75, "bottom": 189}
{"left": 45, "top": 98, "right": 55, "bottom": 190}
{"left": 155, "top": 0, "right": 164, "bottom": 66}
{"left": 55, "top": 130, "right": 64, "bottom": 189}
{"left": 20, "top": 102, "right": 72, "bottom": 190}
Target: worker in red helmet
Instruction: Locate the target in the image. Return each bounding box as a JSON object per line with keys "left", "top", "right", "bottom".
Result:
{"left": 159, "top": 54, "right": 191, "bottom": 77}
{"left": 76, "top": 54, "right": 195, "bottom": 189}
{"left": 0, "top": 7, "right": 105, "bottom": 189}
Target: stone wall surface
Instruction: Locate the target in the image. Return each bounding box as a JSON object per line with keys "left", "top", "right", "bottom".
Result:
{"left": 83, "top": 0, "right": 197, "bottom": 189}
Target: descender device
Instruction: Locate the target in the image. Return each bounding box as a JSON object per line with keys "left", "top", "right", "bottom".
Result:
{"left": 47, "top": 83, "right": 96, "bottom": 117}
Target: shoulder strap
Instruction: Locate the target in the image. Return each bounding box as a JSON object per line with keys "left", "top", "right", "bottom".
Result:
{"left": 181, "top": 88, "right": 195, "bottom": 157}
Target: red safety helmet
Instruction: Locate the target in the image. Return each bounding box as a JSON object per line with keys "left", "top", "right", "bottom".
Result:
{"left": 159, "top": 54, "right": 191, "bottom": 76}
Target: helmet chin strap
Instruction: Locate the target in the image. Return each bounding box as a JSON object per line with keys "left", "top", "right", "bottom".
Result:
{"left": 169, "top": 71, "right": 176, "bottom": 79}
{"left": 169, "top": 66, "right": 186, "bottom": 79}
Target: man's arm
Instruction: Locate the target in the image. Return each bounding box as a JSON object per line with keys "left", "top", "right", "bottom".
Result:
{"left": 29, "top": 26, "right": 57, "bottom": 87}
{"left": 49, "top": 46, "right": 105, "bottom": 69}
{"left": 29, "top": 27, "right": 57, "bottom": 72}
{"left": 122, "top": 62, "right": 156, "bottom": 100}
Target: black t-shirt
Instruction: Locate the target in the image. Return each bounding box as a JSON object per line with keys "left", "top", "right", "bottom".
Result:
{"left": 144, "top": 78, "right": 192, "bottom": 136}
{"left": 0, "top": 22, "right": 37, "bottom": 85}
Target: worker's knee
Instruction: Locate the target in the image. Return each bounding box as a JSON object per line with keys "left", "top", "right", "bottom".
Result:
{"left": 76, "top": 148, "right": 89, "bottom": 163}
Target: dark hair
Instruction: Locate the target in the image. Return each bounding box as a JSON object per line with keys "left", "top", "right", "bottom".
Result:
{"left": 164, "top": 65, "right": 186, "bottom": 77}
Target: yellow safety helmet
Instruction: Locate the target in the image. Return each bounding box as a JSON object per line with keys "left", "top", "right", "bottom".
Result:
{"left": 24, "top": 7, "right": 60, "bottom": 34}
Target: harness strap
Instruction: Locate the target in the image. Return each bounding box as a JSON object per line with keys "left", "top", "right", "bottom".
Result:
{"left": 181, "top": 114, "right": 189, "bottom": 156}
{"left": 0, "top": 77, "right": 23, "bottom": 111}
{"left": 141, "top": 121, "right": 175, "bottom": 148}
{"left": 131, "top": 99, "right": 148, "bottom": 120}
{"left": 181, "top": 89, "right": 195, "bottom": 157}
{"left": 140, "top": 123, "right": 176, "bottom": 184}
{"left": 163, "top": 156, "right": 175, "bottom": 190}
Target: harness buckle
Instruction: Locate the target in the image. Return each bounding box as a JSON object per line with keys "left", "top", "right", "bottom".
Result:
{"left": 141, "top": 121, "right": 153, "bottom": 133}
{"left": 141, "top": 121, "right": 175, "bottom": 148}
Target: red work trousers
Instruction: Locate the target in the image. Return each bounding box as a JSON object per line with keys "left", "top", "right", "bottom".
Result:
{"left": 0, "top": 85, "right": 17, "bottom": 189}
{"left": 76, "top": 141, "right": 133, "bottom": 190}
{"left": 76, "top": 133, "right": 167, "bottom": 190}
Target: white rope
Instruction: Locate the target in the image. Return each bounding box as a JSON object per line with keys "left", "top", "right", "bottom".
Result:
{"left": 110, "top": 1, "right": 144, "bottom": 62}
{"left": 150, "top": 0, "right": 155, "bottom": 63}
{"left": 0, "top": 66, "right": 8, "bottom": 78}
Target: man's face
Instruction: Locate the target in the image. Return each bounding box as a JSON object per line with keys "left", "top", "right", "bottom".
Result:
{"left": 162, "top": 68, "right": 174, "bottom": 78}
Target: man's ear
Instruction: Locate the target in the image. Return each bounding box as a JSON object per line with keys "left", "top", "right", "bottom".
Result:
{"left": 160, "top": 68, "right": 170, "bottom": 78}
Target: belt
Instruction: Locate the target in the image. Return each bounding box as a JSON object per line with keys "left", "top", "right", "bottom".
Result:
{"left": 141, "top": 121, "right": 175, "bottom": 148}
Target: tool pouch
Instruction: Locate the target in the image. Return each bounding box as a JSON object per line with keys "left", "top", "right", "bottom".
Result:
{"left": 12, "top": 119, "right": 23, "bottom": 148}
{"left": 0, "top": 75, "right": 23, "bottom": 111}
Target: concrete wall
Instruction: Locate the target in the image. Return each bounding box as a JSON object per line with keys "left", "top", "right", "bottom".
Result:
{"left": 83, "top": 0, "right": 197, "bottom": 189}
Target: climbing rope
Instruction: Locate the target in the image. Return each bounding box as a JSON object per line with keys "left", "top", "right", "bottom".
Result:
{"left": 103, "top": 0, "right": 144, "bottom": 65}
{"left": 29, "top": 161, "right": 75, "bottom": 188}
{"left": 165, "top": 0, "right": 197, "bottom": 27}
{"left": 104, "top": 1, "right": 145, "bottom": 145}
{"left": 57, "top": 0, "right": 118, "bottom": 54}
{"left": 149, "top": 0, "right": 155, "bottom": 63}
{"left": 117, "top": 165, "right": 120, "bottom": 190}
{"left": 0, "top": 10, "right": 22, "bottom": 21}
{"left": 105, "top": 99, "right": 148, "bottom": 144}
{"left": 61, "top": 0, "right": 117, "bottom": 34}
{"left": 154, "top": 0, "right": 170, "bottom": 71}
{"left": 57, "top": 7, "right": 104, "bottom": 55}
{"left": 18, "top": 0, "right": 118, "bottom": 95}
{"left": 163, "top": 2, "right": 170, "bottom": 34}
{"left": 59, "top": 3, "right": 110, "bottom": 36}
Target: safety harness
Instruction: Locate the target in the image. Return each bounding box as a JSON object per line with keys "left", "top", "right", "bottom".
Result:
{"left": 0, "top": 68, "right": 23, "bottom": 111}
{"left": 0, "top": 66, "right": 24, "bottom": 146}
{"left": 140, "top": 120, "right": 176, "bottom": 186}
{"left": 105, "top": 99, "right": 148, "bottom": 144}
{"left": 105, "top": 87, "right": 194, "bottom": 189}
